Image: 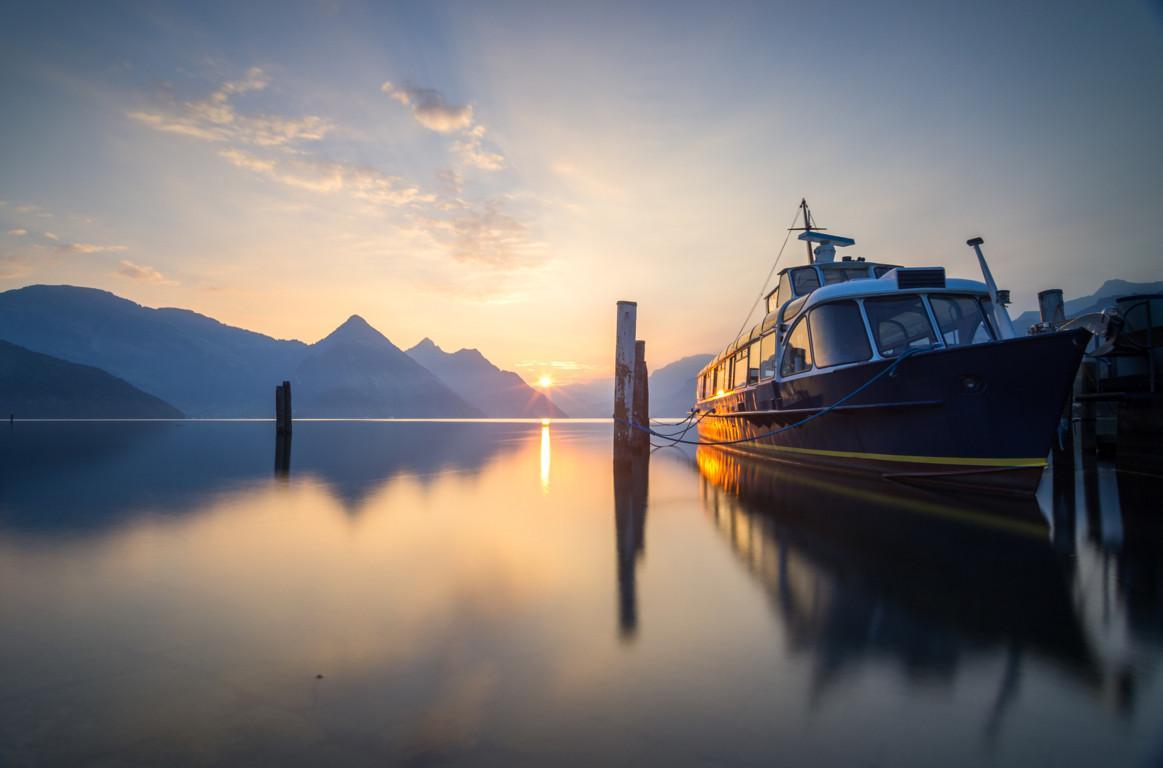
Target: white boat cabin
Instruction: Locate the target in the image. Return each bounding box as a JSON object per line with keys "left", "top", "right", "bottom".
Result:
{"left": 696, "top": 259, "right": 1008, "bottom": 403}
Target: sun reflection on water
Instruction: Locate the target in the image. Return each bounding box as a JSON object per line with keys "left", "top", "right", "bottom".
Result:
{"left": 539, "top": 421, "right": 551, "bottom": 492}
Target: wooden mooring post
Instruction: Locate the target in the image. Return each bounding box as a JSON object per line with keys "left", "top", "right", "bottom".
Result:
{"left": 613, "top": 301, "right": 637, "bottom": 451}
{"left": 275, "top": 380, "right": 293, "bottom": 434}
{"left": 632, "top": 340, "right": 649, "bottom": 453}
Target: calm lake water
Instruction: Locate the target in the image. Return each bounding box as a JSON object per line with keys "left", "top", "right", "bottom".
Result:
{"left": 1, "top": 420, "right": 1160, "bottom": 766}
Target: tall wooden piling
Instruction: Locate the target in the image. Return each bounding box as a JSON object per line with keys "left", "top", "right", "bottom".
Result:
{"left": 613, "top": 301, "right": 637, "bottom": 451}
{"left": 276, "top": 380, "right": 293, "bottom": 434}
{"left": 632, "top": 340, "right": 649, "bottom": 452}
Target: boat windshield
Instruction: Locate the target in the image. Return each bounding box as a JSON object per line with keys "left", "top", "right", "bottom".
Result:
{"left": 864, "top": 294, "right": 937, "bottom": 357}
{"left": 810, "top": 301, "right": 872, "bottom": 368}
{"left": 930, "top": 294, "right": 995, "bottom": 346}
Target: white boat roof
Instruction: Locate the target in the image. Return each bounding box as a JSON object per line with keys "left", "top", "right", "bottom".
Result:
{"left": 798, "top": 272, "right": 990, "bottom": 312}
{"left": 698, "top": 270, "right": 994, "bottom": 376}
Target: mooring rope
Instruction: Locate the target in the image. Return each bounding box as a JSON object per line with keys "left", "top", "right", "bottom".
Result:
{"left": 616, "top": 349, "right": 921, "bottom": 448}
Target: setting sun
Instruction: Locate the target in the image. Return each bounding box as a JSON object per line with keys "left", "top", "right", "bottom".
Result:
{"left": 537, "top": 374, "right": 553, "bottom": 389}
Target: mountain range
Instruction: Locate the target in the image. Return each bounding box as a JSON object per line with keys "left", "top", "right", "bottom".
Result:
{"left": 1012, "top": 279, "right": 1163, "bottom": 332}
{"left": 407, "top": 338, "right": 566, "bottom": 418}
{"left": 0, "top": 339, "right": 184, "bottom": 419}
{"left": 0, "top": 285, "right": 562, "bottom": 419}
{"left": 552, "top": 353, "right": 714, "bottom": 418}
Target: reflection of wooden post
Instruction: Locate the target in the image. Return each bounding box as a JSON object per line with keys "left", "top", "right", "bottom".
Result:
{"left": 613, "top": 301, "right": 637, "bottom": 451}
{"left": 274, "top": 430, "right": 292, "bottom": 476}
{"left": 632, "top": 340, "right": 649, "bottom": 453}
{"left": 613, "top": 449, "right": 648, "bottom": 641}
{"left": 276, "top": 380, "right": 293, "bottom": 434}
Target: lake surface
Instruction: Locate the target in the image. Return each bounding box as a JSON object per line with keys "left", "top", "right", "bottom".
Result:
{"left": 1, "top": 420, "right": 1160, "bottom": 766}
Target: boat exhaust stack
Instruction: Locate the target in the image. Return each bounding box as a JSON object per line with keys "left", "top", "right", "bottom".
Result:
{"left": 966, "top": 236, "right": 1017, "bottom": 339}
{"left": 1038, "top": 289, "right": 1066, "bottom": 330}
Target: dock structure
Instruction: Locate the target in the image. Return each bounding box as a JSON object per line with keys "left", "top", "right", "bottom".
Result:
{"left": 632, "top": 340, "right": 649, "bottom": 453}
{"left": 275, "top": 380, "right": 293, "bottom": 434}
{"left": 613, "top": 301, "right": 637, "bottom": 452}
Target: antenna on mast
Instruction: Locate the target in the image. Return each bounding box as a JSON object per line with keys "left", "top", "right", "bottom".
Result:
{"left": 788, "top": 198, "right": 826, "bottom": 263}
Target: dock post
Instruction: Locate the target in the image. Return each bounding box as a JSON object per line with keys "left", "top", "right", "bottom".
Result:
{"left": 276, "top": 380, "right": 293, "bottom": 434}
{"left": 632, "top": 340, "right": 649, "bottom": 453}
{"left": 613, "top": 301, "right": 637, "bottom": 451}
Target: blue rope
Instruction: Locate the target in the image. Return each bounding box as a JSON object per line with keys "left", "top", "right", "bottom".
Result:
{"left": 615, "top": 348, "right": 920, "bottom": 447}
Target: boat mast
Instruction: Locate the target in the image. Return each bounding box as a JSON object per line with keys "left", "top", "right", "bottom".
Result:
{"left": 789, "top": 198, "right": 825, "bottom": 264}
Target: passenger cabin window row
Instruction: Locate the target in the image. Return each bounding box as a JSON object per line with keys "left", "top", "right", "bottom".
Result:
{"left": 765, "top": 262, "right": 898, "bottom": 314}
{"left": 699, "top": 293, "right": 997, "bottom": 398}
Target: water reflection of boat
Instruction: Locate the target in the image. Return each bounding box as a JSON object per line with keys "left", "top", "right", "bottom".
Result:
{"left": 693, "top": 201, "right": 1088, "bottom": 494}
{"left": 694, "top": 446, "right": 1139, "bottom": 716}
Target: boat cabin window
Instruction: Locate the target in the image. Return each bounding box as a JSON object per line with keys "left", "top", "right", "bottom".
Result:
{"left": 747, "top": 340, "right": 761, "bottom": 384}
{"left": 780, "top": 316, "right": 813, "bottom": 376}
{"left": 821, "top": 264, "right": 871, "bottom": 285}
{"left": 864, "top": 294, "right": 937, "bottom": 357}
{"left": 790, "top": 267, "right": 820, "bottom": 296}
{"left": 733, "top": 348, "right": 749, "bottom": 389}
{"left": 765, "top": 286, "right": 781, "bottom": 314}
{"left": 759, "top": 332, "right": 776, "bottom": 380}
{"left": 874, "top": 266, "right": 893, "bottom": 278}
{"left": 778, "top": 272, "right": 792, "bottom": 303}
{"left": 809, "top": 301, "right": 872, "bottom": 368}
{"left": 929, "top": 294, "right": 995, "bottom": 347}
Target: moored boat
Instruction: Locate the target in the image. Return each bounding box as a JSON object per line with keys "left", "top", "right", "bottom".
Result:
{"left": 693, "top": 201, "right": 1089, "bottom": 494}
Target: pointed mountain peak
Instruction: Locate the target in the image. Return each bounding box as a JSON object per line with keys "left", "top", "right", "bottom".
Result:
{"left": 452, "top": 346, "right": 488, "bottom": 362}
{"left": 340, "top": 314, "right": 373, "bottom": 330}
{"left": 408, "top": 336, "right": 444, "bottom": 355}
{"left": 316, "top": 314, "right": 395, "bottom": 348}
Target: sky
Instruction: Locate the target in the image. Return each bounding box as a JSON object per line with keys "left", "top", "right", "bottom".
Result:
{"left": 1, "top": 0, "right": 1161, "bottom": 384}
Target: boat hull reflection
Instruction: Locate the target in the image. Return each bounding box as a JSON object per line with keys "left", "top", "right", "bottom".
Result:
{"left": 694, "top": 446, "right": 1118, "bottom": 701}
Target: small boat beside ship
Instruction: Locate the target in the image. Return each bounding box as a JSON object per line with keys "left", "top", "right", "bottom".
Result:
{"left": 693, "top": 201, "right": 1089, "bottom": 493}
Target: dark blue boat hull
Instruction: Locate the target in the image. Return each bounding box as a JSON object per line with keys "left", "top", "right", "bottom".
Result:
{"left": 696, "top": 329, "right": 1089, "bottom": 493}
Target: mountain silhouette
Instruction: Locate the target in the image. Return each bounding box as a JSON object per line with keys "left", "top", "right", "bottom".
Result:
{"left": 1012, "top": 279, "right": 1163, "bottom": 332}
{"left": 648, "top": 353, "right": 713, "bottom": 417}
{"left": 294, "top": 317, "right": 481, "bottom": 418}
{"left": 0, "top": 339, "right": 183, "bottom": 418}
{"left": 406, "top": 337, "right": 566, "bottom": 418}
{"left": 0, "top": 285, "right": 305, "bottom": 416}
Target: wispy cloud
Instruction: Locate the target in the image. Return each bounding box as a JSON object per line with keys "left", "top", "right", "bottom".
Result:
{"left": 381, "top": 81, "right": 474, "bottom": 133}
{"left": 218, "top": 148, "right": 433, "bottom": 206}
{"left": 416, "top": 199, "right": 543, "bottom": 269}
{"left": 127, "top": 69, "right": 536, "bottom": 290}
{"left": 6, "top": 228, "right": 27, "bottom": 236}
{"left": 116, "top": 259, "right": 175, "bottom": 284}
{"left": 454, "top": 125, "right": 505, "bottom": 171}
{"left": 129, "top": 67, "right": 331, "bottom": 148}
{"left": 57, "top": 241, "right": 128, "bottom": 254}
{"left": 383, "top": 80, "right": 505, "bottom": 171}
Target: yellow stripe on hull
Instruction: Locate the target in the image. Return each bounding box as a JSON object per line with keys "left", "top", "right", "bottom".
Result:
{"left": 728, "top": 441, "right": 1047, "bottom": 468}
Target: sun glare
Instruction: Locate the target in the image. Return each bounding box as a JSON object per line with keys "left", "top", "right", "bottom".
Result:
{"left": 537, "top": 375, "right": 553, "bottom": 388}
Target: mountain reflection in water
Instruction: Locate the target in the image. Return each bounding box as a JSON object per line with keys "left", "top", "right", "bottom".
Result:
{"left": 0, "top": 421, "right": 1160, "bottom": 767}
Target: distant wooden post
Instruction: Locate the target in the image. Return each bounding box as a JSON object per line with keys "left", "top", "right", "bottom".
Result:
{"left": 632, "top": 340, "right": 649, "bottom": 453}
{"left": 613, "top": 301, "right": 637, "bottom": 451}
{"left": 276, "top": 380, "right": 293, "bottom": 434}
